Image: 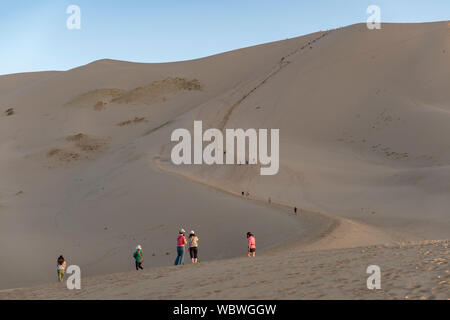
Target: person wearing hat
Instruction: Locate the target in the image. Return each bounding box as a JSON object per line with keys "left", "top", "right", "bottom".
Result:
{"left": 174, "top": 229, "right": 187, "bottom": 265}
{"left": 247, "top": 232, "right": 256, "bottom": 257}
{"left": 133, "top": 245, "right": 144, "bottom": 270}
{"left": 188, "top": 230, "right": 199, "bottom": 264}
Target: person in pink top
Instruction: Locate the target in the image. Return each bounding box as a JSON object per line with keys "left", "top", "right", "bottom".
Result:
{"left": 174, "top": 228, "right": 187, "bottom": 265}
{"left": 247, "top": 232, "right": 256, "bottom": 257}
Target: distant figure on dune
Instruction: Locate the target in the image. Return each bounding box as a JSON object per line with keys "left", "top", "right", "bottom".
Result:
{"left": 247, "top": 232, "right": 256, "bottom": 257}
{"left": 294, "top": 207, "right": 297, "bottom": 214}
{"left": 57, "top": 255, "right": 67, "bottom": 282}
{"left": 174, "top": 229, "right": 187, "bottom": 265}
{"left": 133, "top": 245, "right": 144, "bottom": 270}
{"left": 188, "top": 230, "right": 199, "bottom": 264}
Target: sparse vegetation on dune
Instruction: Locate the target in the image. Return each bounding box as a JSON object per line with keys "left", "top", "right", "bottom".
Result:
{"left": 66, "top": 133, "right": 106, "bottom": 152}
{"left": 117, "top": 117, "right": 148, "bottom": 127}
{"left": 65, "top": 88, "right": 125, "bottom": 110}
{"left": 111, "top": 77, "right": 202, "bottom": 105}
{"left": 47, "top": 148, "right": 80, "bottom": 162}
{"left": 45, "top": 134, "right": 107, "bottom": 165}
{"left": 4, "top": 108, "right": 14, "bottom": 116}
{"left": 65, "top": 77, "right": 202, "bottom": 110}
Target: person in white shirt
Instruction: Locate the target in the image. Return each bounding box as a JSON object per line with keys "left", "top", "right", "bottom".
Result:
{"left": 188, "top": 231, "right": 199, "bottom": 264}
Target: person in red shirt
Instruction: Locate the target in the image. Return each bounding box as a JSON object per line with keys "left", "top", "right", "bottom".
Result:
{"left": 247, "top": 232, "right": 256, "bottom": 257}
{"left": 174, "top": 229, "right": 187, "bottom": 265}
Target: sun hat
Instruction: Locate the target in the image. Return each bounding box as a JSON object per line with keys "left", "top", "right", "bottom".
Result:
{"left": 136, "top": 245, "right": 142, "bottom": 250}
{"left": 190, "top": 230, "right": 195, "bottom": 235}
{"left": 180, "top": 228, "right": 186, "bottom": 234}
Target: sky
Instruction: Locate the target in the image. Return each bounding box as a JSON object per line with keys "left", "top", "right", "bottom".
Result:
{"left": 0, "top": 0, "right": 449, "bottom": 75}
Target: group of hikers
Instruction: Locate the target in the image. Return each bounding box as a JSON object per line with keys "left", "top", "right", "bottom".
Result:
{"left": 173, "top": 229, "right": 200, "bottom": 266}
{"left": 133, "top": 229, "right": 200, "bottom": 269}
{"left": 133, "top": 230, "right": 256, "bottom": 268}
{"left": 56, "top": 230, "right": 256, "bottom": 281}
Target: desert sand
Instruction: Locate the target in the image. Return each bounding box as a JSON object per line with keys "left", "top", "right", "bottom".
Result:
{"left": 0, "top": 22, "right": 449, "bottom": 299}
{"left": 1, "top": 240, "right": 447, "bottom": 300}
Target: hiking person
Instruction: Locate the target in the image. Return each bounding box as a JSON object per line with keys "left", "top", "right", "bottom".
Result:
{"left": 133, "top": 245, "right": 144, "bottom": 270}
{"left": 247, "top": 232, "right": 256, "bottom": 257}
{"left": 174, "top": 229, "right": 187, "bottom": 265}
{"left": 188, "top": 230, "right": 199, "bottom": 264}
{"left": 294, "top": 207, "right": 297, "bottom": 214}
{"left": 57, "top": 255, "right": 67, "bottom": 282}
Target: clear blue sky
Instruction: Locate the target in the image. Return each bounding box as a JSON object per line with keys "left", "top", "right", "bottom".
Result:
{"left": 0, "top": 0, "right": 449, "bottom": 75}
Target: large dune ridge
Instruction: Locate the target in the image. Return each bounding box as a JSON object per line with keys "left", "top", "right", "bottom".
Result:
{"left": 0, "top": 22, "right": 449, "bottom": 299}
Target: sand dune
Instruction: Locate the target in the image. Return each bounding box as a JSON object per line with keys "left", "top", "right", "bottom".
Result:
{"left": 1, "top": 240, "right": 447, "bottom": 300}
{"left": 0, "top": 22, "right": 449, "bottom": 298}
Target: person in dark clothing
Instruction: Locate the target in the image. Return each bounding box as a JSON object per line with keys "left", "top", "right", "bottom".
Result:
{"left": 188, "top": 231, "right": 199, "bottom": 264}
